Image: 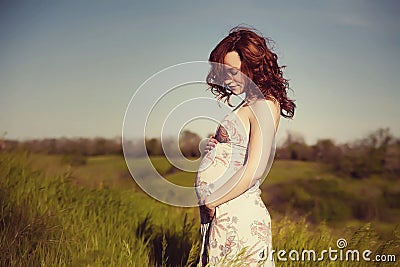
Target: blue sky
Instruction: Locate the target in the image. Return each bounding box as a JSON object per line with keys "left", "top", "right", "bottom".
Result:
{"left": 0, "top": 0, "right": 399, "bottom": 145}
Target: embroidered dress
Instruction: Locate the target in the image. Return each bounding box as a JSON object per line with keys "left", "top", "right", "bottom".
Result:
{"left": 195, "top": 101, "right": 276, "bottom": 266}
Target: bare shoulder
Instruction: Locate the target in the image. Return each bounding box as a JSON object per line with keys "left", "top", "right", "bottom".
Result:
{"left": 267, "top": 99, "right": 281, "bottom": 131}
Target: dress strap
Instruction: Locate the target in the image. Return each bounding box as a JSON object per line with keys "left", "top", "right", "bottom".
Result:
{"left": 233, "top": 100, "right": 246, "bottom": 112}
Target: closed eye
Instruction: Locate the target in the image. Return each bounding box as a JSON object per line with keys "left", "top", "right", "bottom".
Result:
{"left": 225, "top": 71, "right": 238, "bottom": 79}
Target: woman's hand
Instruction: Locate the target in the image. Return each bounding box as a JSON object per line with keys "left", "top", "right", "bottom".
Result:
{"left": 204, "top": 134, "right": 219, "bottom": 154}
{"left": 200, "top": 204, "right": 215, "bottom": 224}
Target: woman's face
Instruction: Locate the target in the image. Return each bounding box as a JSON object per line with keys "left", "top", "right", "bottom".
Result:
{"left": 223, "top": 51, "right": 245, "bottom": 95}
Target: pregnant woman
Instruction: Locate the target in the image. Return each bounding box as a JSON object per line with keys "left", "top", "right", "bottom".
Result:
{"left": 195, "top": 26, "right": 296, "bottom": 266}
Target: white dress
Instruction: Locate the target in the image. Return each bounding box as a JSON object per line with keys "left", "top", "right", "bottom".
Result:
{"left": 195, "top": 101, "right": 276, "bottom": 266}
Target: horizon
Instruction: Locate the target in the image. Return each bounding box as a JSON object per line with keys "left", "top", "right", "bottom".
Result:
{"left": 2, "top": 126, "right": 397, "bottom": 147}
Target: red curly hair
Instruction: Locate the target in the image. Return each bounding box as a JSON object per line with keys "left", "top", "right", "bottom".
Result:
{"left": 206, "top": 26, "right": 296, "bottom": 119}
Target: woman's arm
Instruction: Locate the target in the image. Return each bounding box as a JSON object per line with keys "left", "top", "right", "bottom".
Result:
{"left": 204, "top": 101, "right": 277, "bottom": 208}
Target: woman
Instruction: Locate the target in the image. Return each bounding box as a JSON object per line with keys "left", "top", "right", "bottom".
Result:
{"left": 195, "top": 26, "right": 296, "bottom": 266}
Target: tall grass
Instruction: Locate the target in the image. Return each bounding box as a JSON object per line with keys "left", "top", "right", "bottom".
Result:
{"left": 0, "top": 151, "right": 199, "bottom": 266}
{"left": 0, "top": 151, "right": 399, "bottom": 266}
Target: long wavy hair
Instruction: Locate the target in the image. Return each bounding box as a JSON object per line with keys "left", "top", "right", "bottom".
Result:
{"left": 206, "top": 26, "right": 296, "bottom": 119}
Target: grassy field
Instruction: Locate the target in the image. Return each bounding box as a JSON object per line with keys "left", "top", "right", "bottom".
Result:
{"left": 1, "top": 151, "right": 399, "bottom": 266}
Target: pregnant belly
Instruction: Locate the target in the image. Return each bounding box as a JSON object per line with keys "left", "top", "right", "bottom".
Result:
{"left": 195, "top": 143, "right": 245, "bottom": 198}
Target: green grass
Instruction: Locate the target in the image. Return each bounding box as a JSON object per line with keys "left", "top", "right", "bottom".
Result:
{"left": 1, "top": 151, "right": 199, "bottom": 266}
{"left": 28, "top": 154, "right": 400, "bottom": 229}
{"left": 26, "top": 153, "right": 400, "bottom": 236}
{"left": 266, "top": 160, "right": 335, "bottom": 184}
{"left": 1, "top": 151, "right": 399, "bottom": 266}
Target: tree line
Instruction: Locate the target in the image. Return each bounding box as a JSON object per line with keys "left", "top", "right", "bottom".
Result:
{"left": 276, "top": 128, "right": 400, "bottom": 179}
{"left": 1, "top": 128, "right": 399, "bottom": 179}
